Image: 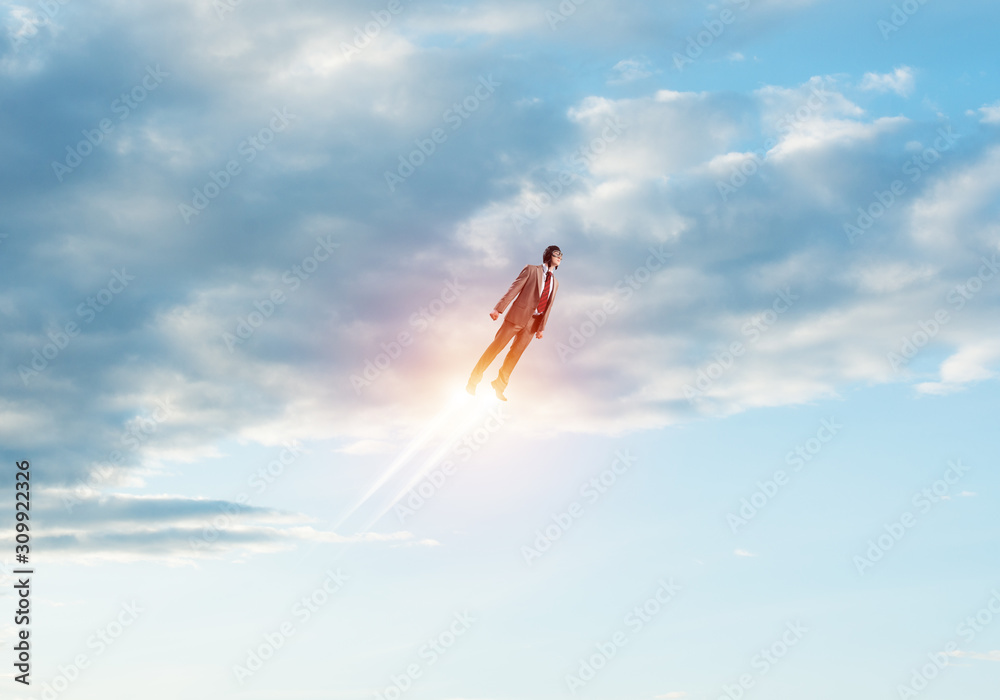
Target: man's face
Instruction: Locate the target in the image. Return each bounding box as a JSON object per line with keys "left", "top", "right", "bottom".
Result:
{"left": 549, "top": 251, "right": 562, "bottom": 270}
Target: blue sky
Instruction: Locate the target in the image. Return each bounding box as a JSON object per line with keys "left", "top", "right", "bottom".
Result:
{"left": 2, "top": 0, "right": 1000, "bottom": 698}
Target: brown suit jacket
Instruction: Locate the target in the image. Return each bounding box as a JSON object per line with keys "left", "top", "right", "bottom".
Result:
{"left": 493, "top": 264, "right": 559, "bottom": 332}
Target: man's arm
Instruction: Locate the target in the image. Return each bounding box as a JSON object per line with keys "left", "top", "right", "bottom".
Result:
{"left": 492, "top": 265, "right": 531, "bottom": 317}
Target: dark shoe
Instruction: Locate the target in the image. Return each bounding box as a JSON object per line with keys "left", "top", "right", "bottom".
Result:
{"left": 490, "top": 379, "right": 508, "bottom": 401}
{"left": 466, "top": 379, "right": 478, "bottom": 396}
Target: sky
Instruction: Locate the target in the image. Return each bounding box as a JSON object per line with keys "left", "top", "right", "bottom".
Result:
{"left": 1, "top": 0, "right": 1000, "bottom": 698}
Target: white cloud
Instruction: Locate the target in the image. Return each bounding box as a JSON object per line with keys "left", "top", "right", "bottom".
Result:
{"left": 405, "top": 1, "right": 545, "bottom": 35}
{"left": 768, "top": 115, "right": 907, "bottom": 160}
{"left": 916, "top": 340, "right": 1000, "bottom": 395}
{"left": 439, "top": 77, "right": 1000, "bottom": 429}
{"left": 8, "top": 53, "right": 1000, "bottom": 495}
{"left": 839, "top": 262, "right": 937, "bottom": 294}
{"left": 609, "top": 57, "right": 654, "bottom": 84}
{"left": 975, "top": 101, "right": 1000, "bottom": 124}
{"left": 859, "top": 66, "right": 916, "bottom": 97}
{"left": 905, "top": 145, "right": 1000, "bottom": 252}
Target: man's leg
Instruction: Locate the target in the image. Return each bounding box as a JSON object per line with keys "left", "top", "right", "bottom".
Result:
{"left": 495, "top": 317, "right": 540, "bottom": 390}
{"left": 469, "top": 320, "right": 521, "bottom": 386}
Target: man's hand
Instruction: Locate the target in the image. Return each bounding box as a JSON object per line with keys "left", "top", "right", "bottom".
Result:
{"left": 535, "top": 331, "right": 543, "bottom": 339}
{"left": 490, "top": 310, "right": 499, "bottom": 321}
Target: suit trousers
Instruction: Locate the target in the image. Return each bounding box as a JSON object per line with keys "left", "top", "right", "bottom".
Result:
{"left": 469, "top": 315, "right": 541, "bottom": 389}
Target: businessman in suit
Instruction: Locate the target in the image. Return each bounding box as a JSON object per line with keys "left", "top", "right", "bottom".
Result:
{"left": 466, "top": 245, "right": 561, "bottom": 401}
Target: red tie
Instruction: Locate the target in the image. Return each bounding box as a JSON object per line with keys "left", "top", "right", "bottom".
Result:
{"left": 535, "top": 271, "right": 552, "bottom": 315}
